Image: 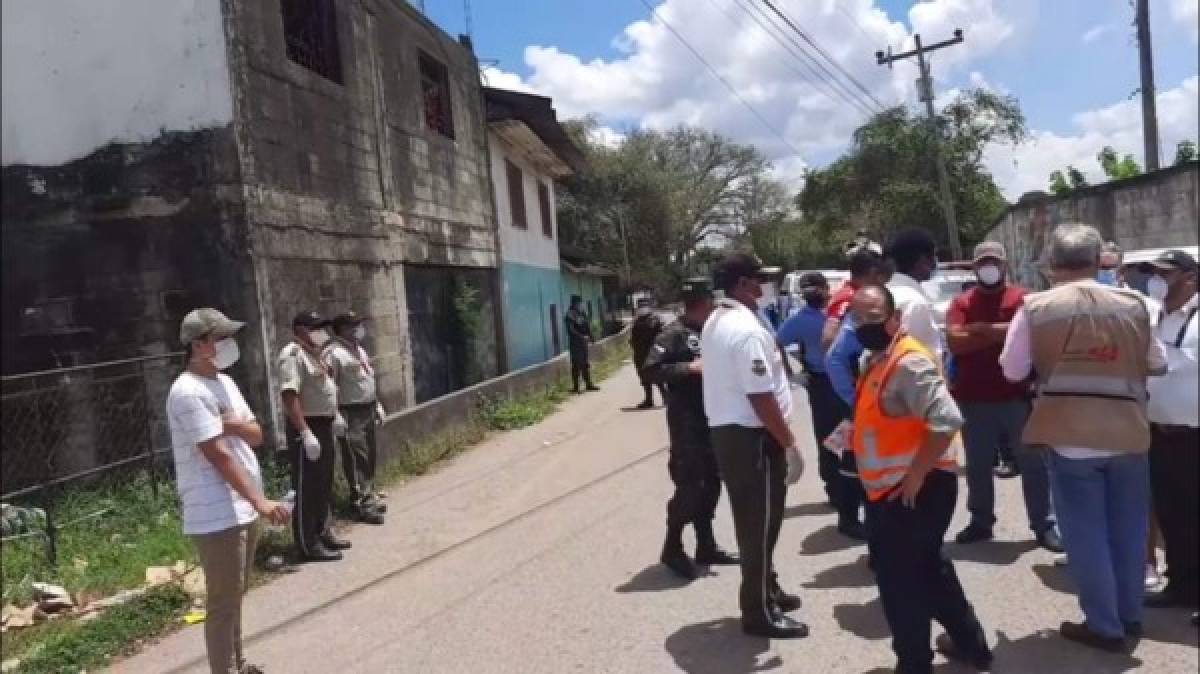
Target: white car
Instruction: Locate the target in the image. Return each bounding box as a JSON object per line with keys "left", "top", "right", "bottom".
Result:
{"left": 922, "top": 270, "right": 976, "bottom": 331}
{"left": 780, "top": 269, "right": 851, "bottom": 317}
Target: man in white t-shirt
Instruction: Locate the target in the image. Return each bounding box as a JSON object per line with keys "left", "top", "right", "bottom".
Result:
{"left": 884, "top": 228, "right": 942, "bottom": 359}
{"left": 702, "top": 252, "right": 807, "bottom": 640}
{"left": 167, "top": 308, "right": 289, "bottom": 674}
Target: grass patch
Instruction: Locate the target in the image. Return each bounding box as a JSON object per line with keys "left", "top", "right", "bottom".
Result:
{"left": 8, "top": 583, "right": 189, "bottom": 673}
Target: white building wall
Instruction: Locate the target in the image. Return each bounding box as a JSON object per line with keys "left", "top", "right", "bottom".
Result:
{"left": 489, "top": 134, "right": 560, "bottom": 271}
{"left": 1, "top": 0, "right": 234, "bottom": 166}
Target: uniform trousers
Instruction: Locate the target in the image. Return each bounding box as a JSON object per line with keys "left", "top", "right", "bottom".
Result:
{"left": 287, "top": 416, "right": 336, "bottom": 556}
{"left": 338, "top": 403, "right": 379, "bottom": 512}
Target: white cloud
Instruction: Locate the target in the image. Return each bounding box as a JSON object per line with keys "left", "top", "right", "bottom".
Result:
{"left": 1172, "top": 0, "right": 1199, "bottom": 42}
{"left": 984, "top": 75, "right": 1200, "bottom": 199}
{"left": 1081, "top": 24, "right": 1111, "bottom": 44}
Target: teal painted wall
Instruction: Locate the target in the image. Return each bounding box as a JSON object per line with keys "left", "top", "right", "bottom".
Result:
{"left": 500, "top": 262, "right": 613, "bottom": 371}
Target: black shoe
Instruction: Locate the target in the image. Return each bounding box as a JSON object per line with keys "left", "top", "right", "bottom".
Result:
{"left": 1036, "top": 528, "right": 1065, "bottom": 553}
{"left": 660, "top": 546, "right": 697, "bottom": 580}
{"left": 771, "top": 592, "right": 803, "bottom": 613}
{"left": 935, "top": 633, "right": 993, "bottom": 670}
{"left": 320, "top": 534, "right": 352, "bottom": 551}
{"left": 357, "top": 509, "right": 385, "bottom": 525}
{"left": 837, "top": 518, "right": 867, "bottom": 541}
{"left": 955, "top": 524, "right": 994, "bottom": 545}
{"left": 1145, "top": 586, "right": 1197, "bottom": 609}
{"left": 694, "top": 545, "right": 739, "bottom": 566}
{"left": 742, "top": 614, "right": 809, "bottom": 639}
{"left": 1059, "top": 621, "right": 1126, "bottom": 652}
{"left": 302, "top": 544, "right": 343, "bottom": 562}
{"left": 1124, "top": 622, "right": 1144, "bottom": 638}
{"left": 636, "top": 400, "right": 654, "bottom": 410}
{"left": 994, "top": 460, "right": 1019, "bottom": 479}
{"left": 242, "top": 665, "right": 265, "bottom": 674}
{"left": 586, "top": 385, "right": 600, "bottom": 392}
{"left": 571, "top": 388, "right": 582, "bottom": 395}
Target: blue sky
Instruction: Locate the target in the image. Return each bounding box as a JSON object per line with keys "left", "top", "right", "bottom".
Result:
{"left": 422, "top": 0, "right": 1199, "bottom": 197}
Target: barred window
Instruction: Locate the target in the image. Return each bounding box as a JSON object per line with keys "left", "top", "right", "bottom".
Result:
{"left": 281, "top": 0, "right": 343, "bottom": 84}
{"left": 538, "top": 182, "right": 553, "bottom": 239}
{"left": 419, "top": 51, "right": 455, "bottom": 139}
{"left": 505, "top": 159, "right": 526, "bottom": 229}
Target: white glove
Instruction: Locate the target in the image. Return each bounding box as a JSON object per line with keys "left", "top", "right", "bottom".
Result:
{"left": 375, "top": 402, "right": 386, "bottom": 426}
{"left": 301, "top": 429, "right": 321, "bottom": 461}
{"left": 784, "top": 445, "right": 805, "bottom": 485}
{"left": 332, "top": 413, "right": 347, "bottom": 438}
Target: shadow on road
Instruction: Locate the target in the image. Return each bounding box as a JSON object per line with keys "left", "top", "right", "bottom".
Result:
{"left": 664, "top": 618, "right": 782, "bottom": 674}
{"left": 1139, "top": 608, "right": 1200, "bottom": 648}
{"left": 800, "top": 524, "right": 865, "bottom": 555}
{"left": 989, "top": 629, "right": 1144, "bottom": 673}
{"left": 803, "top": 553, "right": 875, "bottom": 590}
{"left": 785, "top": 501, "right": 836, "bottom": 518}
{"left": 945, "top": 539, "right": 1037, "bottom": 565}
{"left": 619, "top": 405, "right": 661, "bottom": 412}
{"left": 1030, "top": 562, "right": 1075, "bottom": 595}
{"left": 832, "top": 597, "right": 890, "bottom": 640}
{"left": 615, "top": 563, "right": 694, "bottom": 593}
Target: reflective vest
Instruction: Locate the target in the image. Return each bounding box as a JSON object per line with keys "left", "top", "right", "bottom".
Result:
{"left": 852, "top": 335, "right": 957, "bottom": 502}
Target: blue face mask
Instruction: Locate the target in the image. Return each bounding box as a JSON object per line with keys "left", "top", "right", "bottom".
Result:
{"left": 1097, "top": 269, "right": 1118, "bottom": 286}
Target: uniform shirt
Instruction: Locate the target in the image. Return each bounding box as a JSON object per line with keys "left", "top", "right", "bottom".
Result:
{"left": 324, "top": 338, "right": 378, "bottom": 406}
{"left": 999, "top": 283, "right": 1169, "bottom": 458}
{"left": 642, "top": 318, "right": 709, "bottom": 450}
{"left": 887, "top": 272, "right": 942, "bottom": 360}
{"left": 1148, "top": 292, "right": 1199, "bottom": 427}
{"left": 945, "top": 285, "right": 1029, "bottom": 403}
{"left": 827, "top": 315, "right": 864, "bottom": 407}
{"left": 278, "top": 341, "right": 338, "bottom": 417}
{"left": 876, "top": 352, "right": 964, "bottom": 436}
{"left": 565, "top": 308, "right": 592, "bottom": 348}
{"left": 167, "top": 372, "right": 262, "bottom": 535}
{"left": 775, "top": 305, "right": 827, "bottom": 374}
{"left": 702, "top": 299, "right": 792, "bottom": 428}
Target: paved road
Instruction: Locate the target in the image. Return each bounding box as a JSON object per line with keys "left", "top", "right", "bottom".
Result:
{"left": 118, "top": 363, "right": 1197, "bottom": 673}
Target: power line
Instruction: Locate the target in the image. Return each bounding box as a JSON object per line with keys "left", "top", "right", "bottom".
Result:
{"left": 734, "top": 0, "right": 879, "bottom": 118}
{"left": 760, "top": 0, "right": 888, "bottom": 111}
{"left": 634, "top": 0, "right": 804, "bottom": 156}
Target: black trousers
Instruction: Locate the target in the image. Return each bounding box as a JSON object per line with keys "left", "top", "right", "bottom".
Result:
{"left": 288, "top": 416, "right": 336, "bottom": 557}
{"left": 712, "top": 425, "right": 786, "bottom": 626}
{"left": 806, "top": 373, "right": 863, "bottom": 521}
{"left": 866, "top": 470, "right": 987, "bottom": 674}
{"left": 1149, "top": 424, "right": 1199, "bottom": 603}
{"left": 666, "top": 445, "right": 722, "bottom": 531}
{"left": 569, "top": 345, "right": 593, "bottom": 390}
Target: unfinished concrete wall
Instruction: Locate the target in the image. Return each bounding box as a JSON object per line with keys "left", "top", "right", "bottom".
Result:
{"left": 222, "top": 0, "right": 499, "bottom": 418}
{"left": 986, "top": 162, "right": 1199, "bottom": 290}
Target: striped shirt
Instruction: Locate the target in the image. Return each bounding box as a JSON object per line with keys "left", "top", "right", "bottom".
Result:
{"left": 167, "top": 372, "right": 261, "bottom": 535}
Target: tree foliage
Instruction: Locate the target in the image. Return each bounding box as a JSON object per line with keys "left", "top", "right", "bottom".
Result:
{"left": 1176, "top": 140, "right": 1198, "bottom": 165}
{"left": 797, "top": 88, "right": 1025, "bottom": 256}
{"left": 1097, "top": 145, "right": 1142, "bottom": 179}
{"left": 1048, "top": 166, "right": 1088, "bottom": 195}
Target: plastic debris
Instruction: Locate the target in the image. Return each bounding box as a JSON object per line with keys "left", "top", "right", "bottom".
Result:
{"left": 183, "top": 609, "right": 207, "bottom": 625}
{"left": 31, "top": 582, "right": 74, "bottom": 613}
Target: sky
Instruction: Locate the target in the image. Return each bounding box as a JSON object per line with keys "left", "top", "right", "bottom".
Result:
{"left": 422, "top": 0, "right": 1200, "bottom": 199}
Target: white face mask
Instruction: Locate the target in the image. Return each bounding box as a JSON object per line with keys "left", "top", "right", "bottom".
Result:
{"left": 1147, "top": 276, "right": 1169, "bottom": 302}
{"left": 212, "top": 338, "right": 240, "bottom": 370}
{"left": 308, "top": 329, "right": 330, "bottom": 348}
{"left": 353, "top": 325, "right": 366, "bottom": 341}
{"left": 976, "top": 264, "right": 1003, "bottom": 286}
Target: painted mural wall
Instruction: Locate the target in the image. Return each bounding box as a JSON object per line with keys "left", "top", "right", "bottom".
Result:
{"left": 1, "top": 0, "right": 234, "bottom": 167}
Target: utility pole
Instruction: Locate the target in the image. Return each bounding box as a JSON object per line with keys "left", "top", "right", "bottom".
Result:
{"left": 877, "top": 30, "right": 965, "bottom": 260}
{"left": 1135, "top": 0, "right": 1160, "bottom": 170}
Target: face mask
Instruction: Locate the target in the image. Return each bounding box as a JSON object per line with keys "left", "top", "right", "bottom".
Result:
{"left": 308, "top": 329, "right": 330, "bottom": 348}
{"left": 1147, "top": 276, "right": 1169, "bottom": 302}
{"left": 212, "top": 338, "right": 240, "bottom": 370}
{"left": 854, "top": 321, "right": 892, "bottom": 351}
{"left": 353, "top": 325, "right": 366, "bottom": 341}
{"left": 1097, "top": 269, "right": 1118, "bottom": 286}
{"left": 976, "top": 265, "right": 1003, "bottom": 287}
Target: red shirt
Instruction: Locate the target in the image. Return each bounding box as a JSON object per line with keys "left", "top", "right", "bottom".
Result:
{"left": 947, "top": 285, "right": 1029, "bottom": 403}
{"left": 827, "top": 281, "right": 860, "bottom": 321}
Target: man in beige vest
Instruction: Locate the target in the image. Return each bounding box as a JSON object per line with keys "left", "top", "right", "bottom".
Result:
{"left": 999, "top": 224, "right": 1167, "bottom": 652}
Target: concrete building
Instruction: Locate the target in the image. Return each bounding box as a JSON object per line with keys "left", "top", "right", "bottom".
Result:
{"left": 484, "top": 87, "right": 591, "bottom": 370}
{"left": 1, "top": 0, "right": 502, "bottom": 463}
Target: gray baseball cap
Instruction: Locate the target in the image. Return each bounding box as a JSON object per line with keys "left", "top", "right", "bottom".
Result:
{"left": 179, "top": 308, "right": 245, "bottom": 344}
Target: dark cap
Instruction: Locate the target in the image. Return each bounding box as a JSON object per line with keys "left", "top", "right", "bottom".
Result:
{"left": 680, "top": 277, "right": 713, "bottom": 299}
{"left": 1149, "top": 249, "right": 1198, "bottom": 273}
{"left": 713, "top": 252, "right": 767, "bottom": 291}
{"left": 332, "top": 311, "right": 367, "bottom": 329}
{"left": 798, "top": 271, "right": 828, "bottom": 290}
{"left": 179, "top": 308, "right": 245, "bottom": 344}
{"left": 292, "top": 310, "right": 331, "bottom": 329}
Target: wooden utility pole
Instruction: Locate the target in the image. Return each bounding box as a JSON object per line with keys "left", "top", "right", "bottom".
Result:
{"left": 1135, "top": 0, "right": 1160, "bottom": 170}
{"left": 877, "top": 30, "right": 965, "bottom": 260}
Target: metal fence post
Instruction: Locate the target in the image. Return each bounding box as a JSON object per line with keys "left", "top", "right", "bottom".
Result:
{"left": 43, "top": 491, "right": 58, "bottom": 568}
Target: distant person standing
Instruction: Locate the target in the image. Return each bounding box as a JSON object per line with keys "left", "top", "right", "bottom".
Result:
{"left": 703, "top": 252, "right": 807, "bottom": 639}
{"left": 1143, "top": 250, "right": 1199, "bottom": 618}
{"left": 278, "top": 310, "right": 349, "bottom": 562}
{"left": 325, "top": 311, "right": 387, "bottom": 526}
{"left": 884, "top": 229, "right": 942, "bottom": 358}
{"left": 565, "top": 295, "right": 599, "bottom": 393}
{"left": 168, "top": 309, "right": 289, "bottom": 674}
{"left": 1000, "top": 224, "right": 1167, "bottom": 651}
{"left": 643, "top": 278, "right": 738, "bottom": 579}
{"left": 947, "top": 242, "right": 1061, "bottom": 553}
{"left": 630, "top": 298, "right": 666, "bottom": 409}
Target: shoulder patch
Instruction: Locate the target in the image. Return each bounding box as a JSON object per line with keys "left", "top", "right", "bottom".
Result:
{"left": 751, "top": 358, "right": 768, "bottom": 376}
{"left": 686, "top": 334, "right": 701, "bottom": 354}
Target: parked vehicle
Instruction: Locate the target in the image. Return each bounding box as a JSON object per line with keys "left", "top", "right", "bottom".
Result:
{"left": 780, "top": 269, "right": 851, "bottom": 317}
{"left": 922, "top": 267, "right": 976, "bottom": 331}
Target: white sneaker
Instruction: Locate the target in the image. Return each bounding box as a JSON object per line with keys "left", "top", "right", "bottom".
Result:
{"left": 1053, "top": 552, "right": 1069, "bottom": 567}
{"left": 1145, "top": 563, "right": 1163, "bottom": 590}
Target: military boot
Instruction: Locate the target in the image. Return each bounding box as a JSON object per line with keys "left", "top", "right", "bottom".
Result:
{"left": 660, "top": 525, "right": 697, "bottom": 580}
{"left": 694, "top": 519, "right": 739, "bottom": 565}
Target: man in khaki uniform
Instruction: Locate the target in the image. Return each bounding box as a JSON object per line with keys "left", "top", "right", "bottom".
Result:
{"left": 278, "top": 310, "right": 349, "bottom": 562}
{"left": 325, "top": 311, "right": 386, "bottom": 525}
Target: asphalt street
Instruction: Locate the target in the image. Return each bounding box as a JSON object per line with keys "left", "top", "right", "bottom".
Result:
{"left": 116, "top": 361, "right": 1198, "bottom": 673}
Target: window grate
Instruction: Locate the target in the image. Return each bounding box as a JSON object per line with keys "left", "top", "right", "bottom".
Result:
{"left": 538, "top": 182, "right": 553, "bottom": 239}
{"left": 505, "top": 159, "right": 526, "bottom": 229}
{"left": 419, "top": 51, "right": 455, "bottom": 139}
{"left": 281, "top": 0, "right": 343, "bottom": 84}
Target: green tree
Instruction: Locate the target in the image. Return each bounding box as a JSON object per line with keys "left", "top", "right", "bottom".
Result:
{"left": 1048, "top": 165, "right": 1088, "bottom": 195}
{"left": 797, "top": 88, "right": 1026, "bottom": 255}
{"left": 1097, "top": 145, "right": 1142, "bottom": 179}
{"left": 1175, "top": 139, "right": 1198, "bottom": 165}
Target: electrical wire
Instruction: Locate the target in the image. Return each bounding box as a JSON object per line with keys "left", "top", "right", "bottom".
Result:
{"left": 634, "top": 0, "right": 804, "bottom": 156}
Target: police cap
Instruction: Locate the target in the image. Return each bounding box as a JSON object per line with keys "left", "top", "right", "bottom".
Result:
{"left": 680, "top": 276, "right": 713, "bottom": 300}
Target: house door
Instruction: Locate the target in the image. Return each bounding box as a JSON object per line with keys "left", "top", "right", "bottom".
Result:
{"left": 549, "top": 304, "right": 560, "bottom": 354}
